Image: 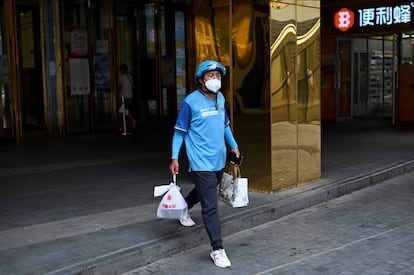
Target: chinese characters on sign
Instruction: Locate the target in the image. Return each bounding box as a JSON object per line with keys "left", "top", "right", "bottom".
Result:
{"left": 161, "top": 194, "right": 177, "bottom": 209}
{"left": 359, "top": 3, "right": 413, "bottom": 27}
{"left": 334, "top": 2, "right": 414, "bottom": 32}
{"left": 70, "top": 27, "right": 88, "bottom": 57}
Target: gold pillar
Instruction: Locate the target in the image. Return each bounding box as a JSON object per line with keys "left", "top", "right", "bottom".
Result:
{"left": 194, "top": 0, "right": 320, "bottom": 193}
{"left": 271, "top": 0, "right": 321, "bottom": 191}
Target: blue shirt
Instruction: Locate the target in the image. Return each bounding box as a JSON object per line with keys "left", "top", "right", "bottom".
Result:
{"left": 173, "top": 90, "right": 232, "bottom": 171}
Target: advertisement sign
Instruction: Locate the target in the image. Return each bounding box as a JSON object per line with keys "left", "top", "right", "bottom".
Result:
{"left": 323, "top": 1, "right": 414, "bottom": 35}
{"left": 335, "top": 8, "right": 354, "bottom": 32}
{"left": 70, "top": 27, "right": 88, "bottom": 57}
{"left": 357, "top": 4, "right": 412, "bottom": 28}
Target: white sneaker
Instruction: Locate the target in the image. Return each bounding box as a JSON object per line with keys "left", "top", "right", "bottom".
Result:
{"left": 210, "top": 248, "right": 231, "bottom": 268}
{"left": 179, "top": 213, "right": 195, "bottom": 227}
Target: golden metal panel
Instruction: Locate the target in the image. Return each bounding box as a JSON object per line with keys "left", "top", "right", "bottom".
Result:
{"left": 271, "top": 0, "right": 298, "bottom": 191}
{"left": 270, "top": 0, "right": 320, "bottom": 191}
{"left": 296, "top": 4, "right": 320, "bottom": 184}
{"left": 297, "top": 0, "right": 320, "bottom": 8}
{"left": 232, "top": 0, "right": 271, "bottom": 193}
{"left": 194, "top": 0, "right": 272, "bottom": 193}
{"left": 193, "top": 0, "right": 320, "bottom": 193}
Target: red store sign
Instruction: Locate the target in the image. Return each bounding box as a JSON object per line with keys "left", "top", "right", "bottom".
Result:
{"left": 324, "top": 1, "right": 414, "bottom": 35}
{"left": 335, "top": 8, "right": 354, "bottom": 32}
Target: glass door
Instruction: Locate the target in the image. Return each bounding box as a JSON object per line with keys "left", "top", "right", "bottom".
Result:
{"left": 135, "top": 3, "right": 189, "bottom": 126}
{"left": 336, "top": 39, "right": 352, "bottom": 119}
{"left": 19, "top": 7, "right": 44, "bottom": 134}
{"left": 367, "top": 36, "right": 396, "bottom": 119}
{"left": 140, "top": 3, "right": 162, "bottom": 124}
{"left": 175, "top": 10, "right": 187, "bottom": 113}
{"left": 113, "top": 1, "right": 191, "bottom": 128}
{"left": 351, "top": 36, "right": 397, "bottom": 120}
{"left": 63, "top": 0, "right": 91, "bottom": 134}
{"left": 115, "top": 1, "right": 136, "bottom": 131}
{"left": 352, "top": 38, "right": 368, "bottom": 117}
{"left": 5, "top": 3, "right": 43, "bottom": 142}
{"left": 161, "top": 6, "right": 188, "bottom": 123}
{"left": 0, "top": 4, "right": 10, "bottom": 141}
{"left": 90, "top": 0, "right": 112, "bottom": 132}
{"left": 353, "top": 51, "right": 369, "bottom": 117}
{"left": 1, "top": 0, "right": 24, "bottom": 143}
{"left": 398, "top": 32, "right": 414, "bottom": 122}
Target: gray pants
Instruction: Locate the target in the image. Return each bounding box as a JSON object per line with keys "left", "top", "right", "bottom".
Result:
{"left": 186, "top": 170, "right": 224, "bottom": 250}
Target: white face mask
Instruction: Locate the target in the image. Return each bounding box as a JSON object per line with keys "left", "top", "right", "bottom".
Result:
{"left": 204, "top": 79, "right": 221, "bottom": 93}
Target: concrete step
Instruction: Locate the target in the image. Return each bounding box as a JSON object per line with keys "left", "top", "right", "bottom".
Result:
{"left": 2, "top": 160, "right": 414, "bottom": 275}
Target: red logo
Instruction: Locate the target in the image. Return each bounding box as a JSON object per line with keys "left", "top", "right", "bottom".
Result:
{"left": 335, "top": 8, "right": 354, "bottom": 32}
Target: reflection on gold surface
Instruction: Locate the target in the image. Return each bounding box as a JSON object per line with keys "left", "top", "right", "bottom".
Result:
{"left": 297, "top": 4, "right": 320, "bottom": 184}
{"left": 195, "top": 16, "right": 220, "bottom": 63}
{"left": 194, "top": 0, "right": 272, "bottom": 193}
{"left": 232, "top": 4, "right": 253, "bottom": 66}
{"left": 193, "top": 0, "right": 319, "bottom": 193}
{"left": 194, "top": 1, "right": 230, "bottom": 66}
{"left": 271, "top": 2, "right": 288, "bottom": 9}
{"left": 271, "top": 1, "right": 320, "bottom": 191}
{"left": 271, "top": 0, "right": 297, "bottom": 190}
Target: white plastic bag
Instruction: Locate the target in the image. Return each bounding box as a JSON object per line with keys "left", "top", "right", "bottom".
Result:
{"left": 218, "top": 171, "right": 234, "bottom": 202}
{"left": 154, "top": 175, "right": 188, "bottom": 219}
{"left": 232, "top": 177, "right": 249, "bottom": 208}
{"left": 218, "top": 166, "right": 249, "bottom": 208}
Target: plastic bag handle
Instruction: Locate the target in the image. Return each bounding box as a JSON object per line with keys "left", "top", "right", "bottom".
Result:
{"left": 172, "top": 174, "right": 177, "bottom": 184}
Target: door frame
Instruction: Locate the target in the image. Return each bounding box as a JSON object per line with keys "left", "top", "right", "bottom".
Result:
{"left": 336, "top": 38, "right": 353, "bottom": 120}
{"left": 4, "top": 0, "right": 23, "bottom": 143}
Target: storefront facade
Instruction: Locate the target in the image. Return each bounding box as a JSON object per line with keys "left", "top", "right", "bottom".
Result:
{"left": 0, "top": 0, "right": 321, "bottom": 193}
{"left": 0, "top": 0, "right": 196, "bottom": 143}
{"left": 321, "top": 0, "right": 414, "bottom": 123}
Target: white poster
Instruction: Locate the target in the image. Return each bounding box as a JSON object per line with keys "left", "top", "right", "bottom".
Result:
{"left": 69, "top": 58, "right": 90, "bottom": 95}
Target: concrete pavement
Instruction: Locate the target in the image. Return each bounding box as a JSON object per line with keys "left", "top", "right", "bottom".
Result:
{"left": 1, "top": 120, "right": 414, "bottom": 274}
{"left": 123, "top": 170, "right": 414, "bottom": 274}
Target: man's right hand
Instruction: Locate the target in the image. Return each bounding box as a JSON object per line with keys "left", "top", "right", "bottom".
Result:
{"left": 169, "top": 159, "right": 179, "bottom": 175}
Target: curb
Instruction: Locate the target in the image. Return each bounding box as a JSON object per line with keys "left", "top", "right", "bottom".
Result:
{"left": 45, "top": 160, "right": 414, "bottom": 274}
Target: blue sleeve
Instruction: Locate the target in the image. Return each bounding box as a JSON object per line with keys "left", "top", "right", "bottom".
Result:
{"left": 224, "top": 126, "right": 238, "bottom": 150}
{"left": 171, "top": 130, "right": 185, "bottom": 159}
{"left": 224, "top": 112, "right": 230, "bottom": 127}
{"left": 174, "top": 101, "right": 192, "bottom": 132}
